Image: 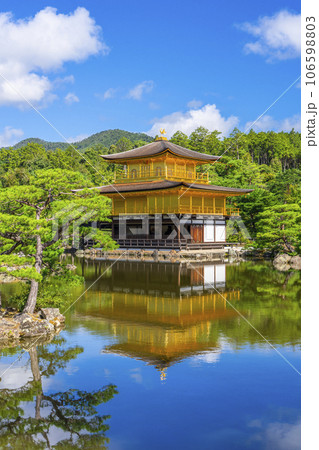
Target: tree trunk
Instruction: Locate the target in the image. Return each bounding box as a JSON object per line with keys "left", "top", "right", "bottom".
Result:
{"left": 29, "top": 346, "right": 41, "bottom": 382}
{"left": 29, "top": 346, "right": 43, "bottom": 420}
{"left": 23, "top": 211, "right": 43, "bottom": 314}
{"left": 24, "top": 279, "right": 39, "bottom": 314}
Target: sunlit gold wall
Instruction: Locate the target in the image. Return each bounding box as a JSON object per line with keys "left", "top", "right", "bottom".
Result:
{"left": 111, "top": 190, "right": 226, "bottom": 215}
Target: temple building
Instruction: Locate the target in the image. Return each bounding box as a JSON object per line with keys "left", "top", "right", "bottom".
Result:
{"left": 99, "top": 131, "right": 252, "bottom": 249}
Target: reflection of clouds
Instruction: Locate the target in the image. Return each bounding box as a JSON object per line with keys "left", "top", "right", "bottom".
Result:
{"left": 47, "top": 426, "right": 71, "bottom": 447}
{"left": 248, "top": 419, "right": 262, "bottom": 428}
{"left": 190, "top": 349, "right": 221, "bottom": 366}
{"left": 0, "top": 363, "right": 32, "bottom": 389}
{"left": 0, "top": 362, "right": 54, "bottom": 390}
{"left": 249, "top": 420, "right": 301, "bottom": 450}
{"left": 217, "top": 336, "right": 237, "bottom": 352}
{"left": 104, "top": 368, "right": 111, "bottom": 377}
{"left": 130, "top": 368, "right": 143, "bottom": 384}
{"left": 64, "top": 365, "right": 79, "bottom": 376}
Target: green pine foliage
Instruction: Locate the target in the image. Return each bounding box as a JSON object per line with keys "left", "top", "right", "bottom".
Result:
{"left": 0, "top": 167, "right": 117, "bottom": 311}
{"left": 256, "top": 204, "right": 301, "bottom": 254}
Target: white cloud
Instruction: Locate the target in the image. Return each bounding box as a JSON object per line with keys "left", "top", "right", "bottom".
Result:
{"left": 0, "top": 126, "right": 24, "bottom": 147}
{"left": 149, "top": 101, "right": 160, "bottom": 110}
{"left": 103, "top": 88, "right": 117, "bottom": 99}
{"left": 54, "top": 75, "right": 75, "bottom": 87}
{"left": 238, "top": 10, "right": 301, "bottom": 61}
{"left": 0, "top": 7, "right": 106, "bottom": 107}
{"left": 64, "top": 92, "right": 79, "bottom": 105}
{"left": 147, "top": 104, "right": 239, "bottom": 138}
{"left": 187, "top": 99, "right": 203, "bottom": 109}
{"left": 128, "top": 80, "right": 154, "bottom": 100}
{"left": 245, "top": 114, "right": 301, "bottom": 132}
{"left": 66, "top": 133, "right": 89, "bottom": 143}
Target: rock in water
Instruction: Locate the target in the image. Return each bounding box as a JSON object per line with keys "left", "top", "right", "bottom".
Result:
{"left": 13, "top": 313, "right": 55, "bottom": 338}
{"left": 0, "top": 308, "right": 65, "bottom": 342}
{"left": 40, "top": 308, "right": 65, "bottom": 322}
{"left": 273, "top": 254, "right": 292, "bottom": 271}
{"left": 0, "top": 318, "right": 20, "bottom": 340}
{"left": 290, "top": 255, "right": 301, "bottom": 270}
{"left": 40, "top": 308, "right": 65, "bottom": 329}
{"left": 274, "top": 254, "right": 292, "bottom": 264}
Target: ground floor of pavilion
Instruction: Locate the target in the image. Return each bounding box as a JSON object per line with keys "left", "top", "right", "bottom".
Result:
{"left": 103, "top": 214, "right": 231, "bottom": 250}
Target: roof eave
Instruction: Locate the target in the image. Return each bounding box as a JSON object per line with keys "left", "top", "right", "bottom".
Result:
{"left": 100, "top": 148, "right": 218, "bottom": 163}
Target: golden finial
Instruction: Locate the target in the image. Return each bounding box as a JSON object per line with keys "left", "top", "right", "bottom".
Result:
{"left": 155, "top": 128, "right": 168, "bottom": 141}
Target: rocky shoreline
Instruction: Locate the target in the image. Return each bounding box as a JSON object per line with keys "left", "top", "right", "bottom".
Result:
{"left": 75, "top": 247, "right": 227, "bottom": 263}
{"left": 272, "top": 253, "right": 301, "bottom": 271}
{"left": 0, "top": 308, "right": 65, "bottom": 344}
{"left": 74, "top": 247, "right": 301, "bottom": 269}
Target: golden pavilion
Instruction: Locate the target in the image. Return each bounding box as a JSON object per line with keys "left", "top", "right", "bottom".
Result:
{"left": 99, "top": 131, "right": 252, "bottom": 249}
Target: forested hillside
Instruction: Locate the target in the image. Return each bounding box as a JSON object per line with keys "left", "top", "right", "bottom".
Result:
{"left": 0, "top": 126, "right": 301, "bottom": 254}
{"left": 9, "top": 129, "right": 152, "bottom": 152}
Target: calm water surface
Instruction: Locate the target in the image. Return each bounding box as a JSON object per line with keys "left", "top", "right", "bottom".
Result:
{"left": 0, "top": 259, "right": 301, "bottom": 449}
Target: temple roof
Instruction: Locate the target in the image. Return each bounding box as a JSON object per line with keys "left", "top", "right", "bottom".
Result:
{"left": 99, "top": 180, "right": 253, "bottom": 195}
{"left": 100, "top": 140, "right": 219, "bottom": 162}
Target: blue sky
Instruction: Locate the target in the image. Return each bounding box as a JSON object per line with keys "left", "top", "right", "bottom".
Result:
{"left": 0, "top": 0, "right": 301, "bottom": 146}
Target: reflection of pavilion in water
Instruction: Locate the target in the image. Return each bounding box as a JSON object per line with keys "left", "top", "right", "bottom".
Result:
{"left": 76, "top": 260, "right": 240, "bottom": 374}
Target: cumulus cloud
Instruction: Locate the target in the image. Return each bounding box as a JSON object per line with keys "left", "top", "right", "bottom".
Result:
{"left": 128, "top": 80, "right": 154, "bottom": 100}
{"left": 0, "top": 126, "right": 24, "bottom": 147}
{"left": 54, "top": 75, "right": 75, "bottom": 87}
{"left": 238, "top": 10, "right": 301, "bottom": 61}
{"left": 187, "top": 99, "right": 203, "bottom": 109}
{"left": 245, "top": 114, "right": 301, "bottom": 132}
{"left": 147, "top": 104, "right": 239, "bottom": 138}
{"left": 103, "top": 88, "right": 117, "bottom": 99}
{"left": 66, "top": 133, "right": 89, "bottom": 143}
{"left": 64, "top": 92, "right": 79, "bottom": 105}
{"left": 0, "top": 7, "right": 106, "bottom": 107}
{"left": 149, "top": 102, "right": 160, "bottom": 110}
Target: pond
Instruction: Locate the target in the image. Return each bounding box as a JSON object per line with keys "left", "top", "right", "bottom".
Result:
{"left": 0, "top": 259, "right": 301, "bottom": 449}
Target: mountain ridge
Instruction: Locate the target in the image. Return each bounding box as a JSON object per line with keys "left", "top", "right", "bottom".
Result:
{"left": 6, "top": 129, "right": 153, "bottom": 151}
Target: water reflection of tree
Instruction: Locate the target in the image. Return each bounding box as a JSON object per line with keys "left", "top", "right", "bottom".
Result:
{"left": 226, "top": 262, "right": 301, "bottom": 302}
{"left": 215, "top": 262, "right": 301, "bottom": 347}
{"left": 0, "top": 337, "right": 117, "bottom": 448}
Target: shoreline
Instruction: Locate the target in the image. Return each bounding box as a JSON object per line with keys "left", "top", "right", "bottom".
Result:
{"left": 72, "top": 247, "right": 300, "bottom": 269}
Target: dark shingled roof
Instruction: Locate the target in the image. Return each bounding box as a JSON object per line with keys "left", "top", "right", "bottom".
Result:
{"left": 100, "top": 140, "right": 219, "bottom": 162}
{"left": 99, "top": 180, "right": 253, "bottom": 195}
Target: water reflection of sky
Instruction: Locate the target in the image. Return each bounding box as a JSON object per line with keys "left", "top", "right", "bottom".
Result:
{"left": 0, "top": 260, "right": 300, "bottom": 449}
{"left": 54, "top": 328, "right": 302, "bottom": 449}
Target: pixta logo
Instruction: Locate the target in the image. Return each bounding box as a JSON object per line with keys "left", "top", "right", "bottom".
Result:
{"left": 51, "top": 203, "right": 98, "bottom": 249}
{"left": 118, "top": 214, "right": 192, "bottom": 240}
